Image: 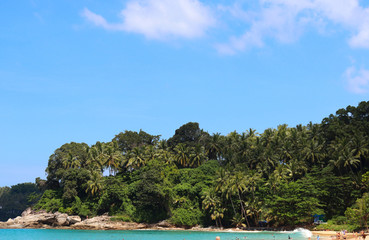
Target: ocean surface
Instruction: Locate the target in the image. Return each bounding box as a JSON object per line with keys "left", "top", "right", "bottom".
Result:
{"left": 0, "top": 228, "right": 312, "bottom": 240}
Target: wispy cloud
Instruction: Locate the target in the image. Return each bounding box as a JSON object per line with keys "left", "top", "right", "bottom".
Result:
{"left": 81, "top": 0, "right": 215, "bottom": 40}
{"left": 81, "top": 0, "right": 369, "bottom": 53}
{"left": 216, "top": 0, "right": 369, "bottom": 54}
{"left": 81, "top": 8, "right": 121, "bottom": 31}
{"left": 345, "top": 66, "right": 369, "bottom": 94}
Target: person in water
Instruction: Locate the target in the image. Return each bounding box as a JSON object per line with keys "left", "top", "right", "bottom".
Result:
{"left": 216, "top": 236, "right": 221, "bottom": 240}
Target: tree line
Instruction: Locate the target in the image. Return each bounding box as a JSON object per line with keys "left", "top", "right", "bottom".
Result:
{"left": 5, "top": 101, "right": 369, "bottom": 229}
{"left": 0, "top": 181, "right": 43, "bottom": 221}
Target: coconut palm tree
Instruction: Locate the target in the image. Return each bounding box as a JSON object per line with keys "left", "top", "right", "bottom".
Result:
{"left": 102, "top": 141, "right": 122, "bottom": 176}
{"left": 230, "top": 171, "right": 250, "bottom": 228}
{"left": 205, "top": 133, "right": 223, "bottom": 160}
{"left": 286, "top": 158, "right": 307, "bottom": 181}
{"left": 302, "top": 139, "right": 325, "bottom": 167}
{"left": 62, "top": 153, "right": 81, "bottom": 169}
{"left": 351, "top": 132, "right": 369, "bottom": 170}
{"left": 174, "top": 143, "right": 191, "bottom": 167}
{"left": 145, "top": 145, "right": 159, "bottom": 162}
{"left": 190, "top": 144, "right": 206, "bottom": 167}
{"left": 86, "top": 170, "right": 103, "bottom": 196}
{"left": 157, "top": 149, "right": 175, "bottom": 165}
{"left": 202, "top": 188, "right": 225, "bottom": 228}
{"left": 87, "top": 141, "right": 106, "bottom": 173}
{"left": 215, "top": 169, "right": 237, "bottom": 215}
{"left": 126, "top": 146, "right": 147, "bottom": 170}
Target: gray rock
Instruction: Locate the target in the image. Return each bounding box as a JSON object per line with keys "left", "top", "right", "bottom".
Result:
{"left": 13, "top": 216, "right": 22, "bottom": 224}
{"left": 56, "top": 213, "right": 69, "bottom": 226}
{"left": 6, "top": 218, "right": 14, "bottom": 224}
{"left": 68, "top": 216, "right": 81, "bottom": 224}
{"left": 21, "top": 207, "right": 32, "bottom": 217}
{"left": 157, "top": 220, "right": 172, "bottom": 227}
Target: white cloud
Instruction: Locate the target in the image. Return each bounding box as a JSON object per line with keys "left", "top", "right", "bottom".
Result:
{"left": 82, "top": 8, "right": 122, "bottom": 30}
{"left": 81, "top": 0, "right": 215, "bottom": 40}
{"left": 216, "top": 0, "right": 369, "bottom": 54}
{"left": 349, "top": 24, "right": 369, "bottom": 48}
{"left": 345, "top": 66, "right": 369, "bottom": 94}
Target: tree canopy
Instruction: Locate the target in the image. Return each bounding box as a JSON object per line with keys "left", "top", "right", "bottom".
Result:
{"left": 4, "top": 101, "right": 369, "bottom": 230}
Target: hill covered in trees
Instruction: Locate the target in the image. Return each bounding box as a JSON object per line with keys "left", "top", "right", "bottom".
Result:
{"left": 6, "top": 101, "right": 369, "bottom": 230}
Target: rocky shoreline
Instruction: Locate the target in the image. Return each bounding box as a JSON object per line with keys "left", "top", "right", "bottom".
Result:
{"left": 1, "top": 208, "right": 340, "bottom": 238}
{"left": 0, "top": 208, "right": 226, "bottom": 231}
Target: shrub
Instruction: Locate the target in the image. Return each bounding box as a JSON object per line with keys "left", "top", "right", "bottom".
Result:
{"left": 71, "top": 196, "right": 91, "bottom": 217}
{"left": 315, "top": 218, "right": 358, "bottom": 232}
{"left": 170, "top": 207, "right": 202, "bottom": 227}
{"left": 33, "top": 190, "right": 62, "bottom": 212}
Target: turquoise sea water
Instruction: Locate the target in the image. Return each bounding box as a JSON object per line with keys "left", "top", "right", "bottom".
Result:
{"left": 0, "top": 229, "right": 312, "bottom": 240}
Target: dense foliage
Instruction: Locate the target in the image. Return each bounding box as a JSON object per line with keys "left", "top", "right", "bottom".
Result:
{"left": 26, "top": 102, "right": 369, "bottom": 229}
{"left": 0, "top": 181, "right": 43, "bottom": 221}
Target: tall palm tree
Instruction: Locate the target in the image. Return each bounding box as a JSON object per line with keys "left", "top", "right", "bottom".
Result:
{"left": 340, "top": 149, "right": 360, "bottom": 173}
{"left": 257, "top": 148, "right": 277, "bottom": 176}
{"left": 86, "top": 171, "right": 103, "bottom": 196}
{"left": 329, "top": 137, "right": 360, "bottom": 174}
{"left": 230, "top": 171, "right": 250, "bottom": 228}
{"left": 215, "top": 169, "right": 237, "bottom": 215}
{"left": 223, "top": 131, "right": 241, "bottom": 166}
{"left": 286, "top": 158, "right": 307, "bottom": 181}
{"left": 145, "top": 145, "right": 159, "bottom": 162}
{"left": 88, "top": 141, "right": 106, "bottom": 173}
{"left": 307, "top": 121, "right": 320, "bottom": 140}
{"left": 351, "top": 132, "right": 369, "bottom": 170}
{"left": 190, "top": 145, "right": 206, "bottom": 167}
{"left": 174, "top": 143, "right": 191, "bottom": 167}
{"left": 62, "top": 153, "right": 81, "bottom": 169}
{"left": 126, "top": 147, "right": 147, "bottom": 170}
{"left": 271, "top": 163, "right": 289, "bottom": 184}
{"left": 158, "top": 140, "right": 168, "bottom": 150}
{"left": 205, "top": 133, "right": 223, "bottom": 160}
{"left": 202, "top": 188, "right": 225, "bottom": 228}
{"left": 157, "top": 149, "right": 175, "bottom": 165}
{"left": 103, "top": 141, "right": 122, "bottom": 176}
{"left": 244, "top": 197, "right": 263, "bottom": 226}
{"left": 302, "top": 139, "right": 325, "bottom": 167}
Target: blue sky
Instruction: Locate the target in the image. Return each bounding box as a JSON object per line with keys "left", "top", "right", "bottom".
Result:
{"left": 1, "top": 0, "right": 369, "bottom": 187}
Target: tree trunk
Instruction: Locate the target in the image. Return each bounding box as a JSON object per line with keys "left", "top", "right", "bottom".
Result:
{"left": 230, "top": 196, "right": 237, "bottom": 215}
{"left": 238, "top": 190, "right": 250, "bottom": 228}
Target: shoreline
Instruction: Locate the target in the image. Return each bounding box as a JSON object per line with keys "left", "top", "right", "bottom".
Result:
{"left": 0, "top": 210, "right": 361, "bottom": 238}
{"left": 0, "top": 223, "right": 361, "bottom": 240}
{"left": 0, "top": 209, "right": 295, "bottom": 232}
{"left": 0, "top": 222, "right": 344, "bottom": 234}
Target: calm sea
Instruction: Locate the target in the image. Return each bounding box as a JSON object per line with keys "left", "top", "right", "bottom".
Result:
{"left": 0, "top": 228, "right": 312, "bottom": 240}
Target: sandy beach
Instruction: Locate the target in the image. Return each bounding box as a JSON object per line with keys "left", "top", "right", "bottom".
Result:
{"left": 311, "top": 231, "right": 363, "bottom": 240}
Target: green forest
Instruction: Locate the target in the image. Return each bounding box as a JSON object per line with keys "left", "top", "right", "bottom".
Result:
{"left": 2, "top": 101, "right": 369, "bottom": 230}
{"left": 0, "top": 182, "right": 42, "bottom": 221}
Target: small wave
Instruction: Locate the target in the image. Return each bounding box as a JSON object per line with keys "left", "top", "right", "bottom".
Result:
{"left": 276, "top": 228, "right": 312, "bottom": 238}
{"left": 293, "top": 228, "right": 312, "bottom": 238}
